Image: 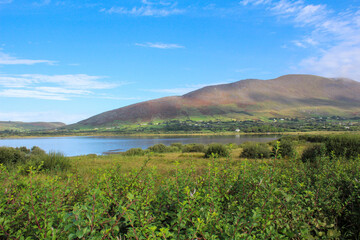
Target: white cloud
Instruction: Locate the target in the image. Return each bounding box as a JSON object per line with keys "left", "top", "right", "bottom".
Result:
{"left": 0, "top": 74, "right": 123, "bottom": 101}
{"left": 240, "top": 0, "right": 271, "bottom": 6}
{"left": 103, "top": 0, "right": 184, "bottom": 17}
{"left": 0, "top": 111, "right": 89, "bottom": 124}
{"left": 106, "top": 6, "right": 184, "bottom": 16}
{"left": 146, "top": 87, "right": 197, "bottom": 95}
{"left": 145, "top": 81, "right": 232, "bottom": 95}
{"left": 0, "top": 89, "right": 69, "bottom": 100}
{"left": 300, "top": 46, "right": 360, "bottom": 80}
{"left": 135, "top": 42, "right": 184, "bottom": 49}
{"left": 241, "top": 0, "right": 360, "bottom": 80}
{"left": 0, "top": 52, "right": 55, "bottom": 65}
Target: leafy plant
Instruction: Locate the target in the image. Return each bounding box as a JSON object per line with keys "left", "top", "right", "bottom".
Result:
{"left": 123, "top": 148, "right": 146, "bottom": 156}
{"left": 182, "top": 143, "right": 206, "bottom": 153}
{"left": 204, "top": 143, "right": 229, "bottom": 158}
{"left": 301, "top": 143, "right": 326, "bottom": 163}
{"left": 240, "top": 142, "right": 271, "bottom": 159}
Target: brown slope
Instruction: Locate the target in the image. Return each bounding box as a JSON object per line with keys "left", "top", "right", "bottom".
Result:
{"left": 77, "top": 74, "right": 360, "bottom": 126}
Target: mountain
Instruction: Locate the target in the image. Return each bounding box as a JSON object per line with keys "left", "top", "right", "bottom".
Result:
{"left": 0, "top": 121, "right": 66, "bottom": 131}
{"left": 75, "top": 74, "right": 360, "bottom": 127}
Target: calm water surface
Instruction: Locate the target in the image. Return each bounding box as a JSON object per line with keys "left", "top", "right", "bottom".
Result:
{"left": 0, "top": 135, "right": 280, "bottom": 156}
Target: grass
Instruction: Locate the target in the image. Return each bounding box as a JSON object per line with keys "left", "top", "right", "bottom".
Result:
{"left": 69, "top": 149, "right": 244, "bottom": 181}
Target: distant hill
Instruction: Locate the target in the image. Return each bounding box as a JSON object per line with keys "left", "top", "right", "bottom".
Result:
{"left": 0, "top": 121, "right": 66, "bottom": 131}
{"left": 74, "top": 74, "right": 360, "bottom": 128}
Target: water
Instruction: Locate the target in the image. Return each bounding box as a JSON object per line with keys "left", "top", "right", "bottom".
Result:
{"left": 0, "top": 135, "right": 279, "bottom": 156}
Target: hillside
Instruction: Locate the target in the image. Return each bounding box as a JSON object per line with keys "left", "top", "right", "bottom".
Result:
{"left": 0, "top": 121, "right": 66, "bottom": 131}
{"left": 75, "top": 74, "right": 360, "bottom": 127}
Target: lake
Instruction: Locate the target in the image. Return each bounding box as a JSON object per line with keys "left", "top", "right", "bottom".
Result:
{"left": 0, "top": 135, "right": 280, "bottom": 156}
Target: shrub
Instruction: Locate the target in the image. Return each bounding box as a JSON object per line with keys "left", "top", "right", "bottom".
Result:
{"left": 147, "top": 144, "right": 179, "bottom": 153}
{"left": 123, "top": 148, "right": 145, "bottom": 156}
{"left": 272, "top": 139, "right": 296, "bottom": 158}
{"left": 240, "top": 142, "right": 271, "bottom": 159}
{"left": 204, "top": 143, "right": 229, "bottom": 158}
{"left": 31, "top": 146, "right": 46, "bottom": 155}
{"left": 325, "top": 134, "right": 360, "bottom": 159}
{"left": 148, "top": 143, "right": 167, "bottom": 153}
{"left": 0, "top": 147, "right": 27, "bottom": 165}
{"left": 41, "top": 152, "right": 70, "bottom": 171}
{"left": 170, "top": 143, "right": 183, "bottom": 150}
{"left": 301, "top": 143, "right": 326, "bottom": 163}
{"left": 17, "top": 146, "right": 31, "bottom": 154}
{"left": 182, "top": 143, "right": 206, "bottom": 153}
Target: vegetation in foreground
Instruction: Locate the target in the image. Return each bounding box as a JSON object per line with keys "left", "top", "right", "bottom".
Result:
{"left": 1, "top": 134, "right": 360, "bottom": 239}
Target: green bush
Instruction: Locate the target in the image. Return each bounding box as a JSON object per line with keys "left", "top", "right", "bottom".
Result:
{"left": 0, "top": 147, "right": 27, "bottom": 165}
{"left": 170, "top": 143, "right": 183, "bottom": 150}
{"left": 240, "top": 142, "right": 271, "bottom": 159}
{"left": 301, "top": 143, "right": 326, "bottom": 163}
{"left": 147, "top": 143, "right": 167, "bottom": 153}
{"left": 204, "top": 143, "right": 229, "bottom": 158}
{"left": 17, "top": 146, "right": 31, "bottom": 154}
{"left": 272, "top": 139, "right": 296, "bottom": 158}
{"left": 147, "top": 144, "right": 179, "bottom": 153}
{"left": 123, "top": 148, "right": 145, "bottom": 156}
{"left": 41, "top": 152, "right": 70, "bottom": 171}
{"left": 0, "top": 146, "right": 70, "bottom": 173}
{"left": 325, "top": 134, "right": 360, "bottom": 159}
{"left": 31, "top": 146, "right": 46, "bottom": 155}
{"left": 182, "top": 143, "right": 206, "bottom": 153}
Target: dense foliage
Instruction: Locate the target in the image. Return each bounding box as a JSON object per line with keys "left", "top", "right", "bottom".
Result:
{"left": 204, "top": 143, "right": 229, "bottom": 158}
{"left": 240, "top": 142, "right": 271, "bottom": 159}
{"left": 272, "top": 139, "right": 296, "bottom": 158}
{"left": 301, "top": 143, "right": 326, "bottom": 164}
{"left": 123, "top": 148, "right": 146, "bottom": 156}
{"left": 1, "top": 154, "right": 360, "bottom": 239}
{"left": 1, "top": 135, "right": 360, "bottom": 239}
{"left": 0, "top": 146, "right": 69, "bottom": 173}
{"left": 181, "top": 143, "right": 206, "bottom": 153}
{"left": 147, "top": 144, "right": 178, "bottom": 153}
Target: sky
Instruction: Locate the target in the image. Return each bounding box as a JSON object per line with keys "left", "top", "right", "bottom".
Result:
{"left": 0, "top": 0, "right": 359, "bottom": 124}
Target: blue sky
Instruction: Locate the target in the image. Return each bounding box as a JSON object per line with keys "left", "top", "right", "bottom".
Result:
{"left": 0, "top": 0, "right": 359, "bottom": 123}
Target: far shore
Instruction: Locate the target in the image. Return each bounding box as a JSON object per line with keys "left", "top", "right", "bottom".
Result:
{"left": 1, "top": 130, "right": 358, "bottom": 139}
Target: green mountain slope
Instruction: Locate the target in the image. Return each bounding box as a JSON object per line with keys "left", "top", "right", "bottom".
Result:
{"left": 74, "top": 74, "right": 360, "bottom": 127}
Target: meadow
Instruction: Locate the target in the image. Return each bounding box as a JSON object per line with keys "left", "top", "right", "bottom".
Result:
{"left": 1, "top": 134, "right": 360, "bottom": 239}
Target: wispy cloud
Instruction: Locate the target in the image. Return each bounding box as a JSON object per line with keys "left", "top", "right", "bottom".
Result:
{"left": 33, "top": 0, "right": 51, "bottom": 6}
{"left": 0, "top": 74, "right": 123, "bottom": 101}
{"left": 0, "top": 52, "right": 55, "bottom": 65}
{"left": 144, "top": 81, "right": 232, "bottom": 95}
{"left": 135, "top": 42, "right": 184, "bottom": 49}
{"left": 0, "top": 89, "right": 69, "bottom": 101}
{"left": 102, "top": 0, "right": 185, "bottom": 17}
{"left": 0, "top": 111, "right": 89, "bottom": 124}
{"left": 241, "top": 0, "right": 360, "bottom": 80}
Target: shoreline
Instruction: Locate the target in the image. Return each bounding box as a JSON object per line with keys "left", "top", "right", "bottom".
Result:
{"left": 0, "top": 130, "right": 358, "bottom": 139}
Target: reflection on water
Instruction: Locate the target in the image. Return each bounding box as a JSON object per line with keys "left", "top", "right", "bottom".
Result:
{"left": 0, "top": 135, "right": 280, "bottom": 156}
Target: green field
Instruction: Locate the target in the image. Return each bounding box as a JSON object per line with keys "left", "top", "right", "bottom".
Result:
{"left": 1, "top": 135, "right": 360, "bottom": 239}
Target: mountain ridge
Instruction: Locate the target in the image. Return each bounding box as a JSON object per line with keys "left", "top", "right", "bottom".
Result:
{"left": 74, "top": 74, "right": 360, "bottom": 127}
